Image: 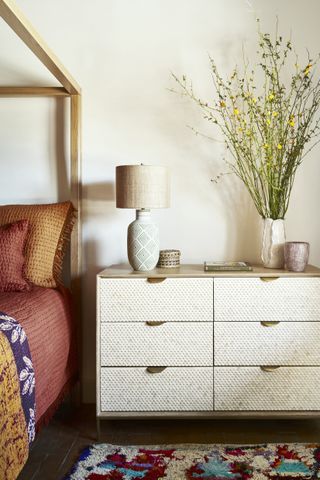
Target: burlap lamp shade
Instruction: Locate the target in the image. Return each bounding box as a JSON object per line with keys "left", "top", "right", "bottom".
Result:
{"left": 116, "top": 165, "right": 170, "bottom": 209}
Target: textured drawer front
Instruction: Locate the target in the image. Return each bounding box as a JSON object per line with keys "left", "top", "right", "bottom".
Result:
{"left": 215, "top": 367, "right": 320, "bottom": 410}
{"left": 215, "top": 322, "right": 320, "bottom": 366}
{"left": 101, "top": 322, "right": 213, "bottom": 366}
{"left": 100, "top": 367, "right": 213, "bottom": 411}
{"left": 215, "top": 278, "right": 320, "bottom": 322}
{"left": 100, "top": 278, "right": 213, "bottom": 322}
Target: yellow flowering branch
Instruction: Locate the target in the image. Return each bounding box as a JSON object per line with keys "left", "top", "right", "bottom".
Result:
{"left": 172, "top": 20, "right": 320, "bottom": 219}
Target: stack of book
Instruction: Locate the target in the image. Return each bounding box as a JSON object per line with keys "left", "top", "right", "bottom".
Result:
{"left": 204, "top": 261, "right": 252, "bottom": 272}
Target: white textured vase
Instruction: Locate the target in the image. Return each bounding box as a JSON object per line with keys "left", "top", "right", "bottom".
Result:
{"left": 261, "top": 218, "right": 286, "bottom": 269}
{"left": 127, "top": 210, "right": 159, "bottom": 271}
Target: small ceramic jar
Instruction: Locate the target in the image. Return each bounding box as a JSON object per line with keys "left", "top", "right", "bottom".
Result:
{"left": 284, "top": 241, "right": 310, "bottom": 272}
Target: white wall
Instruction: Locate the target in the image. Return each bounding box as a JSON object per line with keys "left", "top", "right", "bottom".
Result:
{"left": 0, "top": 0, "right": 319, "bottom": 402}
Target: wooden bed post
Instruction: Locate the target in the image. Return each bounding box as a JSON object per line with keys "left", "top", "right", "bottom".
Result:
{"left": 70, "top": 94, "right": 82, "bottom": 294}
{"left": 70, "top": 94, "right": 82, "bottom": 405}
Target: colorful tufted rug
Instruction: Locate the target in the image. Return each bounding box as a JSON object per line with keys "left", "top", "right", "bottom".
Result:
{"left": 65, "top": 443, "right": 320, "bottom": 479}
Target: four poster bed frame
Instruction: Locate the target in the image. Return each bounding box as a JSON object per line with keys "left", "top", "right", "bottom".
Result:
{"left": 0, "top": 3, "right": 82, "bottom": 476}
{"left": 0, "top": 0, "right": 82, "bottom": 304}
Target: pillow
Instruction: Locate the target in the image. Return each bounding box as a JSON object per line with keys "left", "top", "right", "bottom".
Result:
{"left": 0, "top": 202, "right": 75, "bottom": 288}
{"left": 0, "top": 220, "right": 31, "bottom": 292}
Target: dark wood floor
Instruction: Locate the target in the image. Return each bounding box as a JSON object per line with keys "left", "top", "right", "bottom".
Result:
{"left": 19, "top": 404, "right": 320, "bottom": 480}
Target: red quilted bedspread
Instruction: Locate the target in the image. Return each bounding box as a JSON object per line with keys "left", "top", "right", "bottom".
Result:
{"left": 0, "top": 286, "right": 77, "bottom": 427}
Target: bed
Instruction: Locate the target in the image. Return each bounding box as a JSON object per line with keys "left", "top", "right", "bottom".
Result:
{"left": 0, "top": 286, "right": 77, "bottom": 429}
{"left": 0, "top": 202, "right": 80, "bottom": 479}
{"left": 0, "top": 1, "right": 82, "bottom": 478}
{"left": 0, "top": 284, "right": 78, "bottom": 478}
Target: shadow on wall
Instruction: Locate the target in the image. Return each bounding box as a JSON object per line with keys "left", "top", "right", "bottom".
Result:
{"left": 154, "top": 59, "right": 262, "bottom": 263}
{"left": 81, "top": 181, "right": 118, "bottom": 399}
{"left": 81, "top": 238, "right": 106, "bottom": 398}
{"left": 215, "top": 173, "right": 261, "bottom": 263}
{"left": 82, "top": 181, "right": 115, "bottom": 217}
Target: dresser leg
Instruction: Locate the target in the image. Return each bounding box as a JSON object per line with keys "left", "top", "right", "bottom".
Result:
{"left": 96, "top": 418, "right": 101, "bottom": 441}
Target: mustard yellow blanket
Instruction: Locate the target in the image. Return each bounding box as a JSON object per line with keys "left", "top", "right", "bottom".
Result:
{"left": 0, "top": 313, "right": 35, "bottom": 480}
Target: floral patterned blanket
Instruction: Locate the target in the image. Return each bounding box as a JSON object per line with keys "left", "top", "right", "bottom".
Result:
{"left": 0, "top": 312, "right": 35, "bottom": 480}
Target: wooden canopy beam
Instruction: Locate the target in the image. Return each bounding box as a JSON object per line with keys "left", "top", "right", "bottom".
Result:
{"left": 0, "top": 0, "right": 81, "bottom": 94}
{"left": 70, "top": 94, "right": 82, "bottom": 286}
{"left": 0, "top": 86, "right": 70, "bottom": 96}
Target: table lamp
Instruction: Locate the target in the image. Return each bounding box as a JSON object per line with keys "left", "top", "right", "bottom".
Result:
{"left": 116, "top": 164, "right": 170, "bottom": 271}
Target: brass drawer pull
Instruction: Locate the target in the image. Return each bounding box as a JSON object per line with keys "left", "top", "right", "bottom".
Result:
{"left": 146, "top": 321, "right": 166, "bottom": 326}
{"left": 260, "top": 321, "right": 280, "bottom": 327}
{"left": 146, "top": 366, "right": 167, "bottom": 374}
{"left": 260, "top": 277, "right": 279, "bottom": 282}
{"left": 260, "top": 366, "right": 280, "bottom": 372}
{"left": 147, "top": 278, "right": 166, "bottom": 284}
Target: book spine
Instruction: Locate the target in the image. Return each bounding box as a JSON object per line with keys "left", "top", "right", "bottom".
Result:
{"left": 204, "top": 266, "right": 252, "bottom": 271}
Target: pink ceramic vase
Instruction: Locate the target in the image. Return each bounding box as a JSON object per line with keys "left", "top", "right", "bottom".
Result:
{"left": 284, "top": 241, "right": 310, "bottom": 272}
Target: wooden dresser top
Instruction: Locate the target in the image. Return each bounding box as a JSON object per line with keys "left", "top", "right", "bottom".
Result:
{"left": 98, "top": 264, "right": 320, "bottom": 279}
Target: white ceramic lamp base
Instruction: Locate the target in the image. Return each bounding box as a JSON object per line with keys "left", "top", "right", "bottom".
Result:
{"left": 127, "top": 210, "right": 159, "bottom": 271}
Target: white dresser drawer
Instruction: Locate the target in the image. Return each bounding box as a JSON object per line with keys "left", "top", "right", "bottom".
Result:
{"left": 215, "top": 367, "right": 320, "bottom": 410}
{"left": 214, "top": 278, "right": 320, "bottom": 322}
{"left": 99, "top": 278, "right": 213, "bottom": 322}
{"left": 100, "top": 367, "right": 213, "bottom": 411}
{"left": 215, "top": 322, "right": 320, "bottom": 366}
{"left": 101, "top": 322, "right": 213, "bottom": 366}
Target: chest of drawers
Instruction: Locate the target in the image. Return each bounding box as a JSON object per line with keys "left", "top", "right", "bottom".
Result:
{"left": 96, "top": 264, "right": 320, "bottom": 425}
